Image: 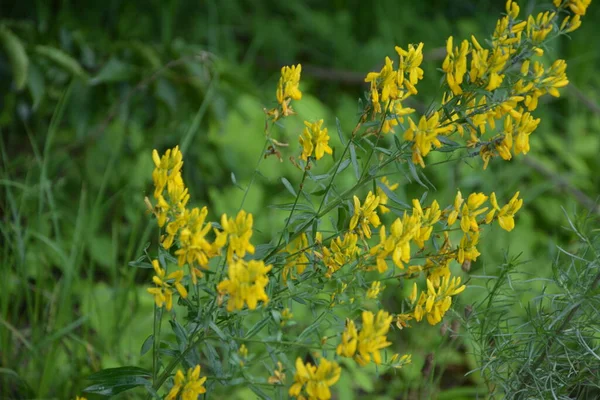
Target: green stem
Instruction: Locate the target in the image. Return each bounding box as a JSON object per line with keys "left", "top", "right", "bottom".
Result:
{"left": 274, "top": 163, "right": 310, "bottom": 250}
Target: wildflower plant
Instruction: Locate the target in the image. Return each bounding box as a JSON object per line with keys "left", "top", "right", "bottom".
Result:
{"left": 82, "top": 0, "right": 590, "bottom": 398}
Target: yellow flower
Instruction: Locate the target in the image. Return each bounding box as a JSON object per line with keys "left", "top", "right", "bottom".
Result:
{"left": 349, "top": 191, "right": 381, "bottom": 239}
{"left": 491, "top": 191, "right": 523, "bottom": 231}
{"left": 282, "top": 233, "right": 310, "bottom": 282}
{"left": 268, "top": 361, "right": 286, "bottom": 385}
{"left": 174, "top": 207, "right": 216, "bottom": 268}
{"left": 320, "top": 232, "right": 360, "bottom": 277}
{"left": 336, "top": 319, "right": 359, "bottom": 358}
{"left": 370, "top": 212, "right": 420, "bottom": 272}
{"left": 151, "top": 146, "right": 189, "bottom": 228}
{"left": 221, "top": 210, "right": 255, "bottom": 261}
{"left": 376, "top": 177, "right": 399, "bottom": 214}
{"left": 299, "top": 119, "right": 333, "bottom": 161}
{"left": 556, "top": 0, "right": 591, "bottom": 15}
{"left": 527, "top": 11, "right": 556, "bottom": 44}
{"left": 560, "top": 14, "right": 582, "bottom": 33}
{"left": 512, "top": 111, "right": 541, "bottom": 155}
{"left": 395, "top": 313, "right": 413, "bottom": 330}
{"left": 289, "top": 357, "right": 341, "bottom": 400}
{"left": 395, "top": 42, "right": 425, "bottom": 93}
{"left": 147, "top": 260, "right": 188, "bottom": 311}
{"left": 365, "top": 56, "right": 405, "bottom": 113}
{"left": 366, "top": 281, "right": 382, "bottom": 299}
{"left": 381, "top": 100, "right": 415, "bottom": 134}
{"left": 390, "top": 353, "right": 412, "bottom": 369}
{"left": 457, "top": 231, "right": 481, "bottom": 264}
{"left": 166, "top": 365, "right": 207, "bottom": 400}
{"left": 404, "top": 111, "right": 454, "bottom": 168}
{"left": 75, "top": 397, "right": 87, "bottom": 400}
{"left": 413, "top": 276, "right": 465, "bottom": 325}
{"left": 459, "top": 193, "right": 489, "bottom": 233}
{"left": 442, "top": 36, "right": 469, "bottom": 95}
{"left": 355, "top": 310, "right": 393, "bottom": 365}
{"left": 412, "top": 199, "right": 441, "bottom": 248}
{"left": 239, "top": 343, "right": 248, "bottom": 359}
{"left": 217, "top": 259, "right": 272, "bottom": 312}
{"left": 269, "top": 64, "right": 302, "bottom": 119}
{"left": 447, "top": 190, "right": 464, "bottom": 226}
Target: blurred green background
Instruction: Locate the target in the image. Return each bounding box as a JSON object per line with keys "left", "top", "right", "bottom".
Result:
{"left": 1, "top": 0, "right": 599, "bottom": 398}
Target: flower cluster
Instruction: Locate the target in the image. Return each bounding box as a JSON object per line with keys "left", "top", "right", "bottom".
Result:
{"left": 165, "top": 365, "right": 207, "bottom": 400}
{"left": 149, "top": 146, "right": 270, "bottom": 314}
{"left": 267, "top": 64, "right": 302, "bottom": 121}
{"left": 361, "top": 0, "right": 587, "bottom": 170}
{"left": 289, "top": 357, "right": 341, "bottom": 400}
{"left": 336, "top": 310, "right": 394, "bottom": 366}
{"left": 131, "top": 2, "right": 589, "bottom": 399}
{"left": 217, "top": 259, "right": 272, "bottom": 312}
{"left": 299, "top": 119, "right": 333, "bottom": 161}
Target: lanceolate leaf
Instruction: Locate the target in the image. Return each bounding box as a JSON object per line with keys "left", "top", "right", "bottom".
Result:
{"left": 0, "top": 25, "right": 29, "bottom": 90}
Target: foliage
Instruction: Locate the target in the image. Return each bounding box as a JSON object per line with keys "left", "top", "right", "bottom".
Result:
{"left": 1, "top": 0, "right": 599, "bottom": 398}
{"left": 465, "top": 210, "right": 600, "bottom": 399}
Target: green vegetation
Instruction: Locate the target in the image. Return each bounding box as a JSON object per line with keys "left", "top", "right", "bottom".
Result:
{"left": 1, "top": 0, "right": 599, "bottom": 398}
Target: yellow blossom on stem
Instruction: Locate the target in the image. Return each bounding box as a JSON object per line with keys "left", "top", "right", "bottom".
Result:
{"left": 365, "top": 56, "right": 402, "bottom": 114}
{"left": 376, "top": 177, "right": 399, "bottom": 214}
{"left": 404, "top": 111, "right": 454, "bottom": 168}
{"left": 147, "top": 260, "right": 188, "bottom": 311}
{"left": 217, "top": 259, "right": 272, "bottom": 312}
{"left": 336, "top": 319, "right": 359, "bottom": 358}
{"left": 268, "top": 64, "right": 302, "bottom": 119}
{"left": 527, "top": 11, "right": 556, "bottom": 44}
{"left": 395, "top": 313, "right": 413, "bottom": 330}
{"left": 355, "top": 310, "right": 393, "bottom": 365}
{"left": 366, "top": 281, "right": 382, "bottom": 299}
{"left": 412, "top": 199, "right": 441, "bottom": 248}
{"left": 268, "top": 361, "right": 286, "bottom": 385}
{"left": 320, "top": 232, "right": 360, "bottom": 277}
{"left": 350, "top": 191, "right": 381, "bottom": 239}
{"left": 165, "top": 365, "right": 207, "bottom": 400}
{"left": 221, "top": 210, "right": 255, "bottom": 261}
{"left": 299, "top": 119, "right": 333, "bottom": 161}
{"left": 458, "top": 231, "right": 481, "bottom": 264}
{"left": 370, "top": 213, "right": 420, "bottom": 272}
{"left": 555, "top": 0, "right": 591, "bottom": 15}
{"left": 488, "top": 191, "right": 523, "bottom": 231}
{"left": 460, "top": 192, "right": 489, "bottom": 233}
{"left": 395, "top": 42, "right": 425, "bottom": 93}
{"left": 289, "top": 357, "right": 341, "bottom": 400}
{"left": 413, "top": 276, "right": 465, "bottom": 325}
{"left": 447, "top": 190, "right": 464, "bottom": 226}
{"left": 282, "top": 233, "right": 310, "bottom": 282}
{"left": 442, "top": 36, "right": 470, "bottom": 95}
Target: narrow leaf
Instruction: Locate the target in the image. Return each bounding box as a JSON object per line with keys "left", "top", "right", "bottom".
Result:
{"left": 281, "top": 177, "right": 297, "bottom": 197}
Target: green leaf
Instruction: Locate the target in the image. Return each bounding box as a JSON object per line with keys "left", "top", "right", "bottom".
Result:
{"left": 90, "top": 58, "right": 136, "bottom": 84}
{"left": 281, "top": 177, "right": 297, "bottom": 197}
{"left": 84, "top": 366, "right": 151, "bottom": 396}
{"left": 27, "top": 63, "right": 45, "bottom": 109}
{"left": 336, "top": 117, "right": 347, "bottom": 146}
{"left": 87, "top": 366, "right": 151, "bottom": 382}
{"left": 246, "top": 316, "right": 271, "bottom": 338}
{"left": 170, "top": 319, "right": 188, "bottom": 351}
{"left": 34, "top": 45, "right": 88, "bottom": 79}
{"left": 376, "top": 180, "right": 409, "bottom": 208}
{"left": 336, "top": 158, "right": 351, "bottom": 174}
{"left": 128, "top": 254, "right": 153, "bottom": 269}
{"left": 407, "top": 159, "right": 429, "bottom": 189}
{"left": 84, "top": 377, "right": 150, "bottom": 396}
{"left": 140, "top": 334, "right": 153, "bottom": 356}
{"left": 0, "top": 25, "right": 29, "bottom": 90}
